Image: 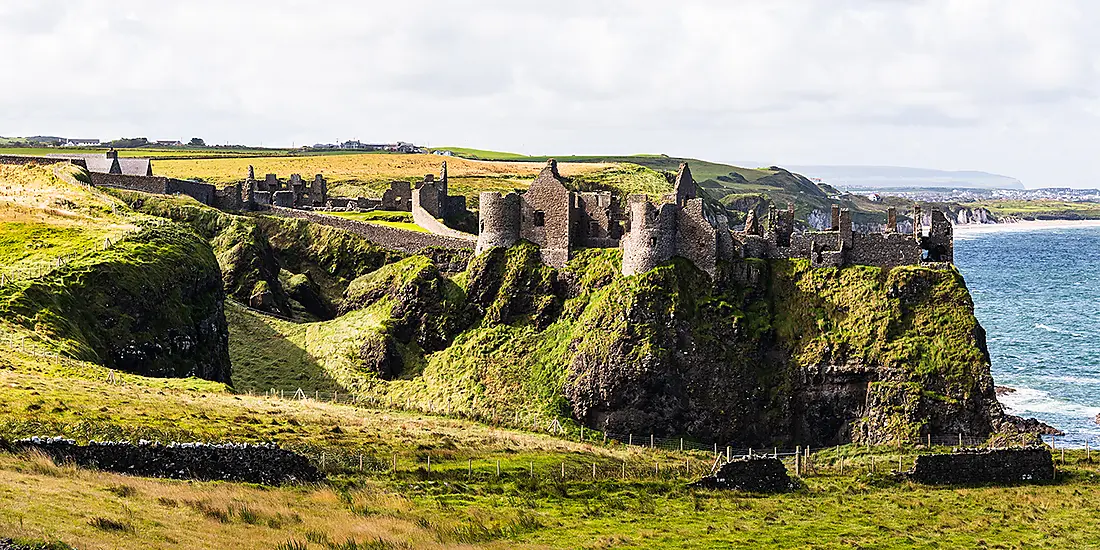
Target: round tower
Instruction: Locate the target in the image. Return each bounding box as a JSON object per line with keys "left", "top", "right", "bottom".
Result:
{"left": 621, "top": 198, "right": 674, "bottom": 276}
{"left": 476, "top": 191, "right": 521, "bottom": 254}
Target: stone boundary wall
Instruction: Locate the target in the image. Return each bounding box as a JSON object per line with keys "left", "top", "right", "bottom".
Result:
{"left": 908, "top": 448, "right": 1054, "bottom": 485}
{"left": 0, "top": 155, "right": 88, "bottom": 169}
{"left": 411, "top": 194, "right": 478, "bottom": 241}
{"left": 7, "top": 438, "right": 321, "bottom": 485}
{"left": 267, "top": 206, "right": 475, "bottom": 255}
{"left": 88, "top": 172, "right": 216, "bottom": 206}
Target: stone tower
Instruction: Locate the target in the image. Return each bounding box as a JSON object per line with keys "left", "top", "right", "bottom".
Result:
{"left": 476, "top": 191, "right": 521, "bottom": 254}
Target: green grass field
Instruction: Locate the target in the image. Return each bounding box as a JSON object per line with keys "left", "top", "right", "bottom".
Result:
{"left": 963, "top": 200, "right": 1100, "bottom": 220}
{"left": 324, "top": 210, "right": 430, "bottom": 233}
{"left": 0, "top": 345, "right": 1098, "bottom": 549}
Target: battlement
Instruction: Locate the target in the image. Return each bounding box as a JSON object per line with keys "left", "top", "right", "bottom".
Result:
{"left": 474, "top": 161, "right": 954, "bottom": 277}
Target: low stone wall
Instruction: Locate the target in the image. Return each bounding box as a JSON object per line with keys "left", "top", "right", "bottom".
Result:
{"left": 692, "top": 458, "right": 795, "bottom": 492}
{"left": 908, "top": 448, "right": 1054, "bottom": 485}
{"left": 89, "top": 173, "right": 216, "bottom": 206}
{"left": 0, "top": 155, "right": 87, "bottom": 169}
{"left": 267, "top": 206, "right": 475, "bottom": 256}
{"left": 8, "top": 437, "right": 320, "bottom": 485}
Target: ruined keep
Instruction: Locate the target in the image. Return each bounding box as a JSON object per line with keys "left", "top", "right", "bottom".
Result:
{"left": 475, "top": 159, "right": 627, "bottom": 268}
{"left": 244, "top": 167, "right": 329, "bottom": 210}
{"left": 476, "top": 160, "right": 955, "bottom": 276}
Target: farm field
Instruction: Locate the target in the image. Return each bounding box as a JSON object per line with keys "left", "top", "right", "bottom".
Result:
{"left": 152, "top": 153, "right": 615, "bottom": 202}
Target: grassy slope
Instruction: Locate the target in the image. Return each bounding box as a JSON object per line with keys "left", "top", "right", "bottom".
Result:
{"left": 0, "top": 356, "right": 1098, "bottom": 548}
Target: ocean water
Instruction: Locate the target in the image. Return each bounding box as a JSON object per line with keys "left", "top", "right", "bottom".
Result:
{"left": 954, "top": 225, "right": 1100, "bottom": 441}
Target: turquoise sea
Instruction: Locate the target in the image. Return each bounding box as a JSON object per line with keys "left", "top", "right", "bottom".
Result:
{"left": 954, "top": 224, "right": 1100, "bottom": 442}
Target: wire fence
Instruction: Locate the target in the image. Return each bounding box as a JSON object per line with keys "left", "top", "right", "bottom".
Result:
{"left": 0, "top": 233, "right": 130, "bottom": 288}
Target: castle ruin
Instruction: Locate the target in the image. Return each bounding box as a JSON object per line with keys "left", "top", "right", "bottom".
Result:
{"left": 477, "top": 160, "right": 954, "bottom": 276}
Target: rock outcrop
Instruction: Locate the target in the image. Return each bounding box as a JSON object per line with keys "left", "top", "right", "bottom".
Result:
{"left": 0, "top": 225, "right": 232, "bottom": 382}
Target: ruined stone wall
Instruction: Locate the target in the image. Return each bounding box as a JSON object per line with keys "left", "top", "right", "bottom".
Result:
{"left": 675, "top": 198, "right": 717, "bottom": 276}
{"left": 166, "top": 179, "right": 216, "bottom": 206}
{"left": 622, "top": 199, "right": 677, "bottom": 276}
{"left": 575, "top": 192, "right": 622, "bottom": 249}
{"left": 908, "top": 449, "right": 1054, "bottom": 485}
{"left": 272, "top": 190, "right": 296, "bottom": 207}
{"left": 414, "top": 181, "right": 442, "bottom": 218}
{"left": 326, "top": 197, "right": 355, "bottom": 209}
{"left": 476, "top": 191, "right": 521, "bottom": 254}
{"left": 520, "top": 161, "right": 574, "bottom": 268}
{"left": 267, "top": 206, "right": 475, "bottom": 254}
{"left": 847, "top": 232, "right": 923, "bottom": 268}
{"left": 925, "top": 210, "right": 954, "bottom": 262}
{"left": 213, "top": 183, "right": 243, "bottom": 211}
{"left": 381, "top": 181, "right": 411, "bottom": 211}
{"left": 412, "top": 190, "right": 478, "bottom": 240}
{"left": 442, "top": 195, "right": 467, "bottom": 221}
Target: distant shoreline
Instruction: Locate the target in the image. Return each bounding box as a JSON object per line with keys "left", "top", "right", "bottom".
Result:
{"left": 954, "top": 219, "right": 1100, "bottom": 233}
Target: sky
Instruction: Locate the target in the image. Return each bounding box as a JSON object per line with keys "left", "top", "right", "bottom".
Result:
{"left": 2, "top": 0, "right": 1099, "bottom": 188}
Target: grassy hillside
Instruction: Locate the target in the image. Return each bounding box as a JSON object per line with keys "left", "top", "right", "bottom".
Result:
{"left": 0, "top": 351, "right": 1098, "bottom": 548}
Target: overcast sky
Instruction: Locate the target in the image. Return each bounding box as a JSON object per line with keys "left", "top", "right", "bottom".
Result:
{"left": 2, "top": 0, "right": 1099, "bottom": 188}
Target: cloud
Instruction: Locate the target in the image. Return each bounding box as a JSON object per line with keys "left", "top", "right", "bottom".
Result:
{"left": 1, "top": 0, "right": 1099, "bottom": 186}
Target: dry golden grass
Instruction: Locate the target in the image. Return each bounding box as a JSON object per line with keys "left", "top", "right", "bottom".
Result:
{"left": 154, "top": 154, "right": 609, "bottom": 186}
{"left": 0, "top": 453, "right": 487, "bottom": 550}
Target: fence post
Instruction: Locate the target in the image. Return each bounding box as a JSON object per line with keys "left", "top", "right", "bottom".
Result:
{"left": 926, "top": 433, "right": 931, "bottom": 448}
{"left": 650, "top": 434, "right": 654, "bottom": 449}
{"left": 680, "top": 438, "right": 683, "bottom": 452}
{"left": 592, "top": 462, "right": 596, "bottom": 479}
{"left": 427, "top": 454, "right": 431, "bottom": 473}
{"left": 654, "top": 461, "right": 658, "bottom": 477}
{"left": 795, "top": 446, "right": 801, "bottom": 477}
{"left": 958, "top": 433, "right": 962, "bottom": 447}
{"left": 581, "top": 426, "right": 585, "bottom": 441}
{"left": 321, "top": 452, "right": 326, "bottom": 471}
{"left": 726, "top": 446, "right": 731, "bottom": 462}
{"left": 629, "top": 434, "right": 633, "bottom": 446}
{"left": 561, "top": 461, "right": 565, "bottom": 480}
{"left": 359, "top": 454, "right": 363, "bottom": 471}
{"left": 714, "top": 442, "right": 718, "bottom": 457}
{"left": 496, "top": 460, "right": 501, "bottom": 477}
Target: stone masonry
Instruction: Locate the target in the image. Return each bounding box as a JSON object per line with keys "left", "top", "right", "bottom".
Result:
{"left": 477, "top": 160, "right": 956, "bottom": 277}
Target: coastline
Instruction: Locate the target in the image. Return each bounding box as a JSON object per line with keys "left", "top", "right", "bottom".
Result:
{"left": 954, "top": 219, "right": 1100, "bottom": 234}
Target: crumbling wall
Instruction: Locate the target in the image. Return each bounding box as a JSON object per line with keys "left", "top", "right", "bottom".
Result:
{"left": 575, "top": 191, "right": 622, "bottom": 248}
{"left": 381, "top": 181, "right": 411, "bottom": 211}
{"left": 675, "top": 198, "right": 717, "bottom": 276}
{"left": 520, "top": 160, "right": 574, "bottom": 268}
{"left": 908, "top": 448, "right": 1054, "bottom": 485}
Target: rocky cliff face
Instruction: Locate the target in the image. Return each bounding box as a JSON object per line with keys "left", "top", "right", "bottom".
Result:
{"left": 0, "top": 225, "right": 232, "bottom": 382}
{"left": 385, "top": 244, "right": 1018, "bottom": 447}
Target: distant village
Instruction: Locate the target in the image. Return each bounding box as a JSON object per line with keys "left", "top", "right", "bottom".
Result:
{"left": 0, "top": 135, "right": 436, "bottom": 154}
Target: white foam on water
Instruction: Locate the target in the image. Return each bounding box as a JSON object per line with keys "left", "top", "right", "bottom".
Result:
{"left": 999, "top": 386, "right": 1100, "bottom": 418}
{"left": 1034, "top": 323, "right": 1083, "bottom": 337}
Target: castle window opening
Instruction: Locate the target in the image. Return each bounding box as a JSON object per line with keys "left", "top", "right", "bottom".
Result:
{"left": 534, "top": 210, "right": 545, "bottom": 227}
{"left": 650, "top": 236, "right": 658, "bottom": 246}
{"left": 589, "top": 221, "right": 599, "bottom": 235}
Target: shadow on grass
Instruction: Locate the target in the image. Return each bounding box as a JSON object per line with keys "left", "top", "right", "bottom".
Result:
{"left": 225, "top": 302, "right": 343, "bottom": 395}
